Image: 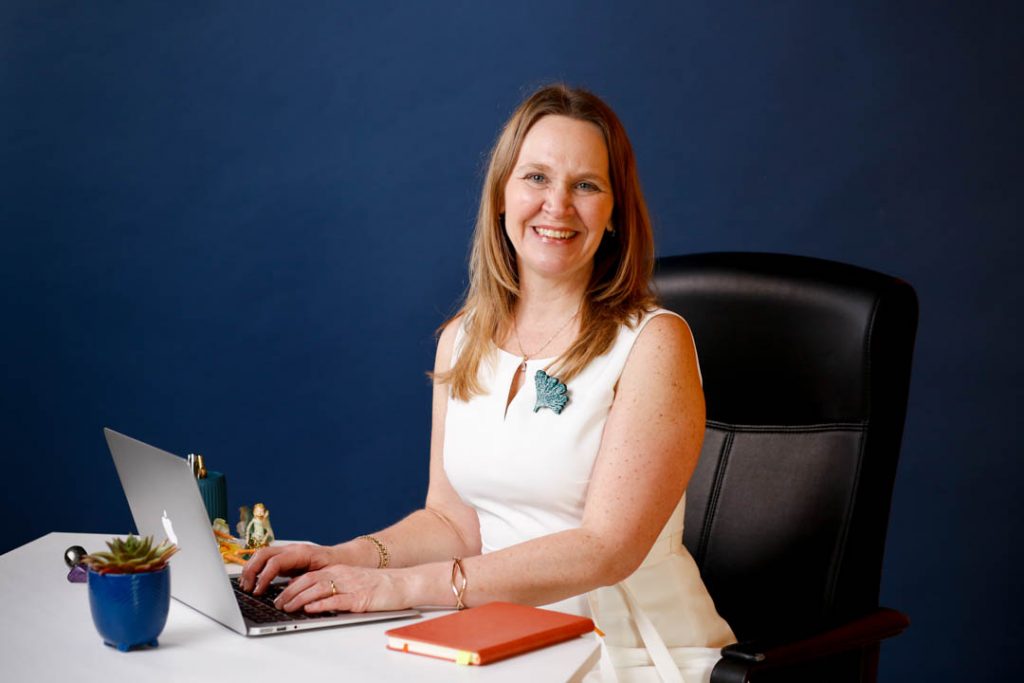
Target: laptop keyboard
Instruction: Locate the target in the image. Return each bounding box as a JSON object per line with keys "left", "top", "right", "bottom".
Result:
{"left": 230, "top": 578, "right": 339, "bottom": 624}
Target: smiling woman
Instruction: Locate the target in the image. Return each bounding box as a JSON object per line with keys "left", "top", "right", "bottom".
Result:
{"left": 240, "top": 84, "right": 735, "bottom": 682}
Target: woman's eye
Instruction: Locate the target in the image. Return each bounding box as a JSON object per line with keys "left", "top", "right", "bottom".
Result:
{"left": 576, "top": 181, "right": 600, "bottom": 192}
{"left": 525, "top": 173, "right": 546, "bottom": 183}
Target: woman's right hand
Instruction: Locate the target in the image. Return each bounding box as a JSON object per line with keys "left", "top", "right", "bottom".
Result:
{"left": 240, "top": 543, "right": 340, "bottom": 595}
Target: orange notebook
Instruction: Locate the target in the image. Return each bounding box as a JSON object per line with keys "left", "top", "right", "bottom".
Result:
{"left": 385, "top": 601, "right": 595, "bottom": 665}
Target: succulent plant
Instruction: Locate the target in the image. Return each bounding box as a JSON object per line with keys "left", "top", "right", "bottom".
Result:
{"left": 83, "top": 535, "right": 178, "bottom": 574}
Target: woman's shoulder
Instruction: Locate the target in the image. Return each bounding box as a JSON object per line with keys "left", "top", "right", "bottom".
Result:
{"left": 626, "top": 307, "right": 693, "bottom": 346}
{"left": 624, "top": 308, "right": 701, "bottom": 384}
{"left": 435, "top": 313, "right": 466, "bottom": 369}
{"left": 438, "top": 313, "right": 464, "bottom": 344}
{"left": 638, "top": 310, "right": 695, "bottom": 347}
{"left": 593, "top": 308, "right": 698, "bottom": 385}
{"left": 635, "top": 306, "right": 685, "bottom": 327}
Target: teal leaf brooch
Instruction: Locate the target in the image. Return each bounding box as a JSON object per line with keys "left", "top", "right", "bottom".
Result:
{"left": 533, "top": 370, "right": 569, "bottom": 414}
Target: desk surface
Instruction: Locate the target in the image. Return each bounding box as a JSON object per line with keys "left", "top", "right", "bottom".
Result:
{"left": 0, "top": 533, "right": 599, "bottom": 682}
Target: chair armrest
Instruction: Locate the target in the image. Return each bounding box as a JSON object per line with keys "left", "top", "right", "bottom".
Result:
{"left": 712, "top": 607, "right": 909, "bottom": 681}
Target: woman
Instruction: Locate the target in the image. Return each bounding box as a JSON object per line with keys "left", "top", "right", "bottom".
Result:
{"left": 241, "top": 84, "right": 735, "bottom": 681}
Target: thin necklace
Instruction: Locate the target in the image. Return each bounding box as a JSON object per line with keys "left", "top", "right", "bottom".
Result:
{"left": 512, "top": 309, "right": 579, "bottom": 375}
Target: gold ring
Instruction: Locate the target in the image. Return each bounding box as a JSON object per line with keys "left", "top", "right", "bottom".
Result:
{"left": 329, "top": 579, "right": 337, "bottom": 596}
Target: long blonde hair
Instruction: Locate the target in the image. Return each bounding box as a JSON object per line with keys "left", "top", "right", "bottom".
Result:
{"left": 438, "top": 84, "right": 657, "bottom": 400}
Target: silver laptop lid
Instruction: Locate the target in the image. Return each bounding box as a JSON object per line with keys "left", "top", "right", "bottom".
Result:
{"left": 104, "top": 428, "right": 248, "bottom": 634}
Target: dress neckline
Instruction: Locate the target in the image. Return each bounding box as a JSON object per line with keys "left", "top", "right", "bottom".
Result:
{"left": 496, "top": 347, "right": 558, "bottom": 363}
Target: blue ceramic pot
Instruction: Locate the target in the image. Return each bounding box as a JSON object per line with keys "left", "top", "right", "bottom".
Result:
{"left": 87, "top": 566, "right": 170, "bottom": 651}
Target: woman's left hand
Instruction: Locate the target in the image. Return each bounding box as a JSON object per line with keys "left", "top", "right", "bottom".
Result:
{"left": 272, "top": 564, "right": 410, "bottom": 614}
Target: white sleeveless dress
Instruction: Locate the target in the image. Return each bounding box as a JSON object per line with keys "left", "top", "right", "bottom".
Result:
{"left": 443, "top": 309, "right": 736, "bottom": 683}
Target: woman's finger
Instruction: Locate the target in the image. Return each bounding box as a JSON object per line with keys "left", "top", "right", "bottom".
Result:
{"left": 240, "top": 545, "right": 285, "bottom": 591}
{"left": 304, "top": 591, "right": 354, "bottom": 614}
{"left": 276, "top": 575, "right": 336, "bottom": 612}
{"left": 248, "top": 545, "right": 312, "bottom": 594}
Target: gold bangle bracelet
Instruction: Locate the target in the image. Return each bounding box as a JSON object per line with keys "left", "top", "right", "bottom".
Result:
{"left": 450, "top": 557, "right": 467, "bottom": 610}
{"left": 358, "top": 534, "right": 390, "bottom": 569}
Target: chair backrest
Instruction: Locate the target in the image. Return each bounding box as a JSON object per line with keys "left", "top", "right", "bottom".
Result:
{"left": 654, "top": 252, "right": 918, "bottom": 640}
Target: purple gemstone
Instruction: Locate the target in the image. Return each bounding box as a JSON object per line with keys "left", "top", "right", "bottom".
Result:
{"left": 67, "top": 565, "right": 88, "bottom": 583}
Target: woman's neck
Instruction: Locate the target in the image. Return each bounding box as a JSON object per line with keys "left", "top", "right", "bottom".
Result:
{"left": 515, "top": 264, "right": 590, "bottom": 323}
{"left": 515, "top": 279, "right": 585, "bottom": 328}
{"left": 502, "top": 275, "right": 585, "bottom": 363}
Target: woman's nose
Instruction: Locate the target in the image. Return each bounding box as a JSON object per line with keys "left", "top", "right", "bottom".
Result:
{"left": 543, "top": 185, "right": 574, "bottom": 217}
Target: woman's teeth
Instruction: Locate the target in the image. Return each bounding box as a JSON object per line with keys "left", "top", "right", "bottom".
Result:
{"left": 535, "top": 227, "right": 575, "bottom": 239}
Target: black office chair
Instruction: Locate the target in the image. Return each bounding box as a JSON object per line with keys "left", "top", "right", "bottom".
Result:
{"left": 654, "top": 252, "right": 917, "bottom": 683}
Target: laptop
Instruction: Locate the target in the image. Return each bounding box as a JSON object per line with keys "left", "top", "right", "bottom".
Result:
{"left": 103, "top": 427, "right": 420, "bottom": 635}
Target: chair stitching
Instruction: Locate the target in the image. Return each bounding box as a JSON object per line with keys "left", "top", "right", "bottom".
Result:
{"left": 821, "top": 430, "right": 869, "bottom": 619}
{"left": 707, "top": 420, "right": 866, "bottom": 434}
{"left": 697, "top": 430, "right": 732, "bottom": 566}
{"left": 860, "top": 286, "right": 880, "bottom": 422}
{"left": 822, "top": 292, "right": 882, "bottom": 616}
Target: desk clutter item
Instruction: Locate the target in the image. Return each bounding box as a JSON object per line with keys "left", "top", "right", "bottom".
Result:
{"left": 88, "top": 567, "right": 170, "bottom": 651}
{"left": 64, "top": 544, "right": 88, "bottom": 583}
{"left": 237, "top": 505, "right": 252, "bottom": 538}
{"left": 82, "top": 535, "right": 178, "bottom": 651}
{"left": 385, "top": 601, "right": 595, "bottom": 665}
{"left": 244, "top": 502, "right": 274, "bottom": 549}
{"left": 65, "top": 544, "right": 88, "bottom": 568}
{"left": 198, "top": 472, "right": 227, "bottom": 522}
{"left": 188, "top": 452, "right": 228, "bottom": 522}
{"left": 212, "top": 519, "right": 250, "bottom": 565}
{"left": 211, "top": 501, "right": 275, "bottom": 565}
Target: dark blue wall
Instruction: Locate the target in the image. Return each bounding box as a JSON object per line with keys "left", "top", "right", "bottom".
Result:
{"left": 3, "top": 2, "right": 1020, "bottom": 680}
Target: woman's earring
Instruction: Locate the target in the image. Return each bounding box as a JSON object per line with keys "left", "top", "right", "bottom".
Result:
{"left": 606, "top": 224, "right": 616, "bottom": 237}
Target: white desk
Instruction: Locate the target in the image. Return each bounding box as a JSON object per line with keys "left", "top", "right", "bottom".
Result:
{"left": 0, "top": 533, "right": 599, "bottom": 682}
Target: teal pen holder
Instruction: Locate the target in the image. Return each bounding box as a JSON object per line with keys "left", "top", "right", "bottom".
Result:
{"left": 197, "top": 471, "right": 228, "bottom": 522}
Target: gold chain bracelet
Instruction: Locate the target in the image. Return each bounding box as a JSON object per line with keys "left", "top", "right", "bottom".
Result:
{"left": 358, "top": 534, "right": 390, "bottom": 569}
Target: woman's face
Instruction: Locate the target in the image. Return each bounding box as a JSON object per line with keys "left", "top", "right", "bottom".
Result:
{"left": 502, "top": 115, "right": 614, "bottom": 287}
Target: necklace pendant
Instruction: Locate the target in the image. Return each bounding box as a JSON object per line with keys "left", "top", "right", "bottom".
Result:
{"left": 519, "top": 358, "right": 528, "bottom": 374}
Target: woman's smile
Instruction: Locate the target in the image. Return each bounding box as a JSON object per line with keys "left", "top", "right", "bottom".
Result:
{"left": 532, "top": 225, "right": 579, "bottom": 241}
